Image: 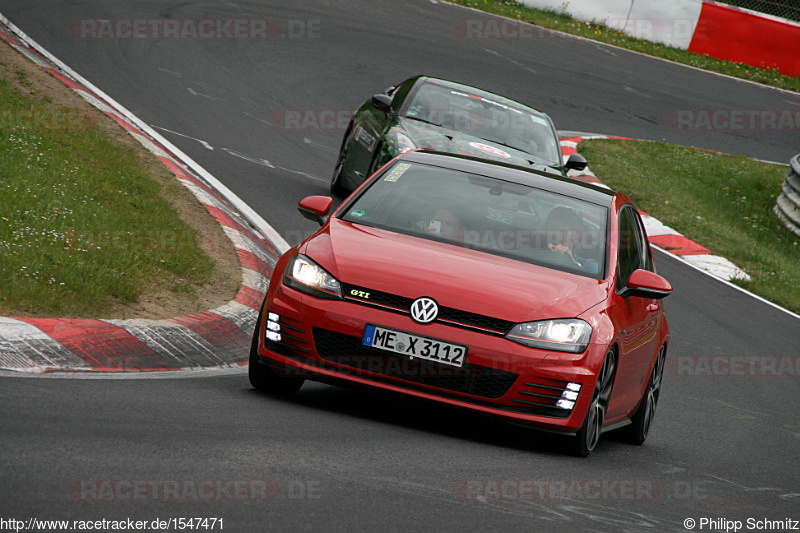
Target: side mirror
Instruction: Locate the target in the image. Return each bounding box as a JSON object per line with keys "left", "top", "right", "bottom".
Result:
{"left": 371, "top": 93, "right": 393, "bottom": 112}
{"left": 297, "top": 196, "right": 333, "bottom": 226}
{"left": 565, "top": 153, "right": 587, "bottom": 172}
{"left": 622, "top": 269, "right": 672, "bottom": 299}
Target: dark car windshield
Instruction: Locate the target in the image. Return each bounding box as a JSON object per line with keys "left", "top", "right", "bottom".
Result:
{"left": 403, "top": 80, "right": 562, "bottom": 166}
{"left": 340, "top": 161, "right": 608, "bottom": 278}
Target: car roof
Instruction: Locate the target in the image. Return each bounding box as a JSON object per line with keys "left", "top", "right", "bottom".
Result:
{"left": 399, "top": 150, "right": 616, "bottom": 206}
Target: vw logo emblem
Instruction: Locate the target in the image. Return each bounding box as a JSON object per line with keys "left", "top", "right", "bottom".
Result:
{"left": 410, "top": 297, "right": 438, "bottom": 324}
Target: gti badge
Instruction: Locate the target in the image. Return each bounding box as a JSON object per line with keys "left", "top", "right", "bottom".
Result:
{"left": 410, "top": 297, "right": 438, "bottom": 324}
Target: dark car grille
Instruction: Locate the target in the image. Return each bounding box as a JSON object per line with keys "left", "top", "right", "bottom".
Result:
{"left": 341, "top": 283, "right": 515, "bottom": 335}
{"left": 312, "top": 328, "right": 518, "bottom": 399}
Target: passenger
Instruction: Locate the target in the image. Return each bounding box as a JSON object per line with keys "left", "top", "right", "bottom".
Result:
{"left": 507, "top": 125, "right": 547, "bottom": 156}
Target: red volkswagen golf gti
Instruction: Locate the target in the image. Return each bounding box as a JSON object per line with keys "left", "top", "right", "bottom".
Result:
{"left": 250, "top": 150, "right": 671, "bottom": 456}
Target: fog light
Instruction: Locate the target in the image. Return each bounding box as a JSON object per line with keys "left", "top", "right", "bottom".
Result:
{"left": 556, "top": 399, "right": 575, "bottom": 410}
{"left": 566, "top": 382, "right": 581, "bottom": 392}
{"left": 561, "top": 390, "right": 579, "bottom": 401}
{"left": 265, "top": 312, "right": 281, "bottom": 342}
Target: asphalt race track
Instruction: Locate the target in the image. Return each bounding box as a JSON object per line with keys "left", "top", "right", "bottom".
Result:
{"left": 2, "top": 1, "right": 799, "bottom": 531}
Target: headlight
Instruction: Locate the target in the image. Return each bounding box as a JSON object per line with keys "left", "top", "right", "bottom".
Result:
{"left": 505, "top": 319, "right": 592, "bottom": 353}
{"left": 283, "top": 254, "right": 342, "bottom": 299}
{"left": 394, "top": 132, "right": 417, "bottom": 155}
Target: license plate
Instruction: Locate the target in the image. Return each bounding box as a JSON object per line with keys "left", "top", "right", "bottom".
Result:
{"left": 362, "top": 325, "right": 467, "bottom": 368}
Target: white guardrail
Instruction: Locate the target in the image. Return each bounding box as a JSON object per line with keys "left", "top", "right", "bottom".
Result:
{"left": 775, "top": 154, "right": 800, "bottom": 238}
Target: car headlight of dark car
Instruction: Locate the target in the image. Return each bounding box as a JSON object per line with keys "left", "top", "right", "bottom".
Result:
{"left": 505, "top": 318, "right": 592, "bottom": 353}
{"left": 283, "top": 254, "right": 342, "bottom": 299}
{"left": 393, "top": 131, "right": 417, "bottom": 155}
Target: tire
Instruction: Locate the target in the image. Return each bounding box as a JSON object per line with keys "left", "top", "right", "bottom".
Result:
{"left": 619, "top": 345, "right": 666, "bottom": 445}
{"left": 569, "top": 349, "right": 617, "bottom": 457}
{"left": 248, "top": 305, "right": 304, "bottom": 397}
{"left": 330, "top": 126, "right": 353, "bottom": 197}
{"left": 366, "top": 142, "right": 385, "bottom": 178}
{"left": 330, "top": 153, "right": 348, "bottom": 197}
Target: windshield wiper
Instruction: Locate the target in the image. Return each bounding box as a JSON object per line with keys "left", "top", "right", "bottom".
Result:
{"left": 405, "top": 115, "right": 442, "bottom": 128}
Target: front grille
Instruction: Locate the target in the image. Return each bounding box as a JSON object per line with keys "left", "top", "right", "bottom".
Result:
{"left": 437, "top": 307, "right": 514, "bottom": 334}
{"left": 510, "top": 376, "right": 575, "bottom": 418}
{"left": 342, "top": 285, "right": 411, "bottom": 313}
{"left": 312, "top": 328, "right": 518, "bottom": 399}
{"left": 341, "top": 283, "right": 515, "bottom": 335}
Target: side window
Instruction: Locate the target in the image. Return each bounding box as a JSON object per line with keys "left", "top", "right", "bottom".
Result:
{"left": 390, "top": 78, "right": 418, "bottom": 113}
{"left": 617, "top": 206, "right": 645, "bottom": 289}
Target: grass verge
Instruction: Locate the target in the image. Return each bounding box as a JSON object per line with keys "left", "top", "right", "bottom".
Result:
{"left": 447, "top": 0, "right": 800, "bottom": 93}
{"left": 578, "top": 139, "right": 800, "bottom": 314}
{"left": 0, "top": 46, "right": 239, "bottom": 318}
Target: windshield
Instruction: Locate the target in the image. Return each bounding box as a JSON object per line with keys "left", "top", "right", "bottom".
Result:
{"left": 340, "top": 161, "right": 608, "bottom": 278}
{"left": 403, "top": 80, "right": 562, "bottom": 166}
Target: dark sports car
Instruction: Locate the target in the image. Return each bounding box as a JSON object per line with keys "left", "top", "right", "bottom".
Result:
{"left": 251, "top": 150, "right": 671, "bottom": 456}
{"left": 330, "top": 75, "right": 587, "bottom": 195}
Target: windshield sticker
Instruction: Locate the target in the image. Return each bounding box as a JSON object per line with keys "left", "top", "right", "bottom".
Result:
{"left": 384, "top": 162, "right": 411, "bottom": 182}
{"left": 449, "top": 90, "right": 523, "bottom": 116}
{"left": 469, "top": 142, "right": 510, "bottom": 159}
{"left": 487, "top": 207, "right": 514, "bottom": 225}
{"left": 349, "top": 209, "right": 366, "bottom": 218}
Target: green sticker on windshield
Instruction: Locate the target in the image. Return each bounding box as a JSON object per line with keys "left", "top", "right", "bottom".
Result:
{"left": 384, "top": 162, "right": 411, "bottom": 182}
{"left": 350, "top": 209, "right": 366, "bottom": 218}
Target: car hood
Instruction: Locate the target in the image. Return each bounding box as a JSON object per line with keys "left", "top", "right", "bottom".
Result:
{"left": 397, "top": 118, "right": 563, "bottom": 175}
{"left": 303, "top": 219, "right": 610, "bottom": 323}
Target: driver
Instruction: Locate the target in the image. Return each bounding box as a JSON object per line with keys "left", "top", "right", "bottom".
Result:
{"left": 544, "top": 206, "right": 599, "bottom": 274}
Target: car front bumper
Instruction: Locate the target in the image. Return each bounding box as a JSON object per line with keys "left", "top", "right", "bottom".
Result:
{"left": 256, "top": 282, "right": 608, "bottom": 434}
